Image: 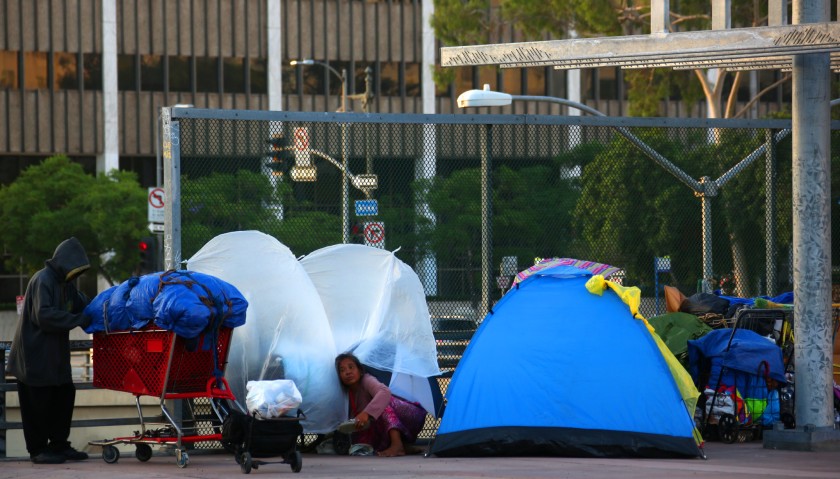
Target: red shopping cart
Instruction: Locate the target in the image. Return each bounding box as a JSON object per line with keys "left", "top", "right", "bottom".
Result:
{"left": 88, "top": 326, "right": 236, "bottom": 468}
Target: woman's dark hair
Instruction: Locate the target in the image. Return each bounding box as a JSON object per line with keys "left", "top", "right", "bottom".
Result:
{"left": 335, "top": 352, "right": 366, "bottom": 385}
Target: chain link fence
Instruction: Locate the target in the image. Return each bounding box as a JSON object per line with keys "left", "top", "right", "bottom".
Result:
{"left": 162, "top": 108, "right": 838, "bottom": 440}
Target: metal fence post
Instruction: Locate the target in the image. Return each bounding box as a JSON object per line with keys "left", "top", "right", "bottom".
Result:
{"left": 479, "top": 124, "right": 493, "bottom": 318}
{"left": 765, "top": 129, "right": 778, "bottom": 296}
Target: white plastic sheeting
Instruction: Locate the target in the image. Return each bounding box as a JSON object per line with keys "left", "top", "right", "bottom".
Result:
{"left": 187, "top": 231, "right": 344, "bottom": 433}
{"left": 187, "top": 232, "right": 441, "bottom": 431}
{"left": 300, "top": 244, "right": 441, "bottom": 415}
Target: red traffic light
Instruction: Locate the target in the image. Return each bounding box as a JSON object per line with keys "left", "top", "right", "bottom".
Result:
{"left": 138, "top": 241, "right": 150, "bottom": 252}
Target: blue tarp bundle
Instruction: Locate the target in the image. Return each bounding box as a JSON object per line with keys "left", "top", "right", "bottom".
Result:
{"left": 687, "top": 328, "right": 786, "bottom": 425}
{"left": 83, "top": 270, "right": 247, "bottom": 338}
{"left": 715, "top": 291, "right": 793, "bottom": 307}
{"left": 687, "top": 328, "right": 787, "bottom": 387}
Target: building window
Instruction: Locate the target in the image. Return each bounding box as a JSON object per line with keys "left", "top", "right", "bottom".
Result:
{"left": 140, "top": 54, "right": 164, "bottom": 91}
{"left": 169, "top": 55, "right": 191, "bottom": 92}
{"left": 380, "top": 63, "right": 399, "bottom": 97}
{"left": 249, "top": 58, "right": 267, "bottom": 94}
{"left": 598, "top": 67, "right": 619, "bottom": 100}
{"left": 224, "top": 57, "right": 246, "bottom": 94}
{"left": 525, "top": 67, "right": 546, "bottom": 96}
{"left": 0, "top": 51, "right": 17, "bottom": 88}
{"left": 454, "top": 66, "right": 472, "bottom": 98}
{"left": 502, "top": 68, "right": 521, "bottom": 95}
{"left": 118, "top": 54, "right": 137, "bottom": 90}
{"left": 405, "top": 62, "right": 420, "bottom": 97}
{"left": 23, "top": 52, "right": 48, "bottom": 89}
{"left": 83, "top": 53, "right": 102, "bottom": 90}
{"left": 196, "top": 57, "right": 219, "bottom": 93}
{"left": 54, "top": 52, "right": 78, "bottom": 89}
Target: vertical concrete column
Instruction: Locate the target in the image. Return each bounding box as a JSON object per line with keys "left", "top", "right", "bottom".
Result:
{"left": 267, "top": 0, "right": 283, "bottom": 111}
{"left": 417, "top": 0, "right": 438, "bottom": 294}
{"left": 791, "top": 0, "right": 833, "bottom": 432}
{"left": 99, "top": 0, "right": 119, "bottom": 174}
{"left": 421, "top": 0, "right": 435, "bottom": 115}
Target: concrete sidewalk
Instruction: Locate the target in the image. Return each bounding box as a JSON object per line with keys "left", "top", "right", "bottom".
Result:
{"left": 1, "top": 442, "right": 838, "bottom": 479}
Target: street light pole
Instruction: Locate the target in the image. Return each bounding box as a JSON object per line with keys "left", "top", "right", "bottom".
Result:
{"left": 291, "top": 59, "right": 350, "bottom": 243}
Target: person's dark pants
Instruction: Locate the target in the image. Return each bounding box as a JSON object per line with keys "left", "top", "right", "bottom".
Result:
{"left": 17, "top": 381, "right": 76, "bottom": 457}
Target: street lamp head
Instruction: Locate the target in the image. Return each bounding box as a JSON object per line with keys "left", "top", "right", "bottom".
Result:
{"left": 457, "top": 84, "right": 513, "bottom": 108}
{"left": 290, "top": 59, "right": 315, "bottom": 66}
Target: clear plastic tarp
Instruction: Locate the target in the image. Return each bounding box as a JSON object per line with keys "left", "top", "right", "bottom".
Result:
{"left": 188, "top": 231, "right": 441, "bottom": 432}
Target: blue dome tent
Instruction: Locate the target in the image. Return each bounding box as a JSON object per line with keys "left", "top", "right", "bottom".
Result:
{"left": 429, "top": 262, "right": 704, "bottom": 458}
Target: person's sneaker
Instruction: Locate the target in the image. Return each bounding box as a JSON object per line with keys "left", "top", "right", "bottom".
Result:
{"left": 59, "top": 447, "right": 89, "bottom": 461}
{"left": 30, "top": 451, "right": 66, "bottom": 464}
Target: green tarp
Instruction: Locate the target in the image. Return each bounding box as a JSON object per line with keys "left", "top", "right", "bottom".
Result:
{"left": 648, "top": 312, "right": 713, "bottom": 368}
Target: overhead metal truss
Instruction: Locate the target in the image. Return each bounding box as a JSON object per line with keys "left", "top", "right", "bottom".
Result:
{"left": 441, "top": 22, "right": 840, "bottom": 72}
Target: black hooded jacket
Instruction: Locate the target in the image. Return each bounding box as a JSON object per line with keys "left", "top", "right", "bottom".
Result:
{"left": 6, "top": 237, "right": 91, "bottom": 386}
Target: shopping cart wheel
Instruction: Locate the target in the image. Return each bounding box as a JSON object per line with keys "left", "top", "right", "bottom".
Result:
{"left": 102, "top": 445, "right": 120, "bottom": 464}
{"left": 290, "top": 450, "right": 302, "bottom": 473}
{"left": 718, "top": 414, "right": 738, "bottom": 444}
{"left": 135, "top": 444, "right": 153, "bottom": 462}
{"left": 239, "top": 451, "right": 252, "bottom": 474}
{"left": 175, "top": 449, "right": 189, "bottom": 468}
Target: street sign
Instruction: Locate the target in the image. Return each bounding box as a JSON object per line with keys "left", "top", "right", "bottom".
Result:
{"left": 148, "top": 222, "right": 164, "bottom": 233}
{"left": 355, "top": 199, "right": 378, "bottom": 216}
{"left": 363, "top": 221, "right": 385, "bottom": 249}
{"left": 148, "top": 187, "right": 165, "bottom": 223}
{"left": 292, "top": 126, "right": 311, "bottom": 167}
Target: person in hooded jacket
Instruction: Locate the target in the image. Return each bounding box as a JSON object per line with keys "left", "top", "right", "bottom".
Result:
{"left": 6, "top": 237, "right": 92, "bottom": 464}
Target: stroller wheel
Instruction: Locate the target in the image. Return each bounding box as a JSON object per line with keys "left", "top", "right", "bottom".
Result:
{"left": 240, "top": 451, "right": 252, "bottom": 474}
{"left": 718, "top": 414, "right": 738, "bottom": 444}
{"left": 290, "top": 450, "right": 302, "bottom": 473}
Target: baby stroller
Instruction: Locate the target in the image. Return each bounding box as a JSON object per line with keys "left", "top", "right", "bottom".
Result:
{"left": 220, "top": 375, "right": 305, "bottom": 474}
{"left": 687, "top": 313, "right": 788, "bottom": 443}
{"left": 221, "top": 402, "right": 305, "bottom": 474}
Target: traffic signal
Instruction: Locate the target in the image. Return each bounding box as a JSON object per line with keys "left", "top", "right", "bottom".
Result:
{"left": 138, "top": 236, "right": 157, "bottom": 275}
{"left": 266, "top": 133, "right": 293, "bottom": 176}
{"left": 351, "top": 221, "right": 364, "bottom": 244}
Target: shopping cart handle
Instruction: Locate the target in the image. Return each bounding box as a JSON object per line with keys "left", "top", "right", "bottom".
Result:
{"left": 207, "top": 376, "right": 237, "bottom": 400}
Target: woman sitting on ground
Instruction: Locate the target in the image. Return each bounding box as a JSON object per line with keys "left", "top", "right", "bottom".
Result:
{"left": 335, "top": 352, "right": 427, "bottom": 457}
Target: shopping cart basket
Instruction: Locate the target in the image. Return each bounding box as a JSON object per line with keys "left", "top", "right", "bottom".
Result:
{"left": 88, "top": 326, "right": 235, "bottom": 468}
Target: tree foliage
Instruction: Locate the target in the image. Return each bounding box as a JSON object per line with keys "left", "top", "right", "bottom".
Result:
{"left": 0, "top": 155, "right": 148, "bottom": 285}
{"left": 413, "top": 155, "right": 582, "bottom": 298}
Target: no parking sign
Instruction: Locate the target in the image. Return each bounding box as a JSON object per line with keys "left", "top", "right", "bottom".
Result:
{"left": 363, "top": 222, "right": 385, "bottom": 249}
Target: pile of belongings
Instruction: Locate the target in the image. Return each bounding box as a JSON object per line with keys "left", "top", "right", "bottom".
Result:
{"left": 82, "top": 269, "right": 248, "bottom": 338}
{"left": 664, "top": 285, "right": 792, "bottom": 329}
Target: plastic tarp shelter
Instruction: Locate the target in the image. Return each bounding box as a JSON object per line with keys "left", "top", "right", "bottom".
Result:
{"left": 300, "top": 244, "right": 441, "bottom": 416}
{"left": 187, "top": 231, "right": 344, "bottom": 433}
{"left": 188, "top": 231, "right": 441, "bottom": 433}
